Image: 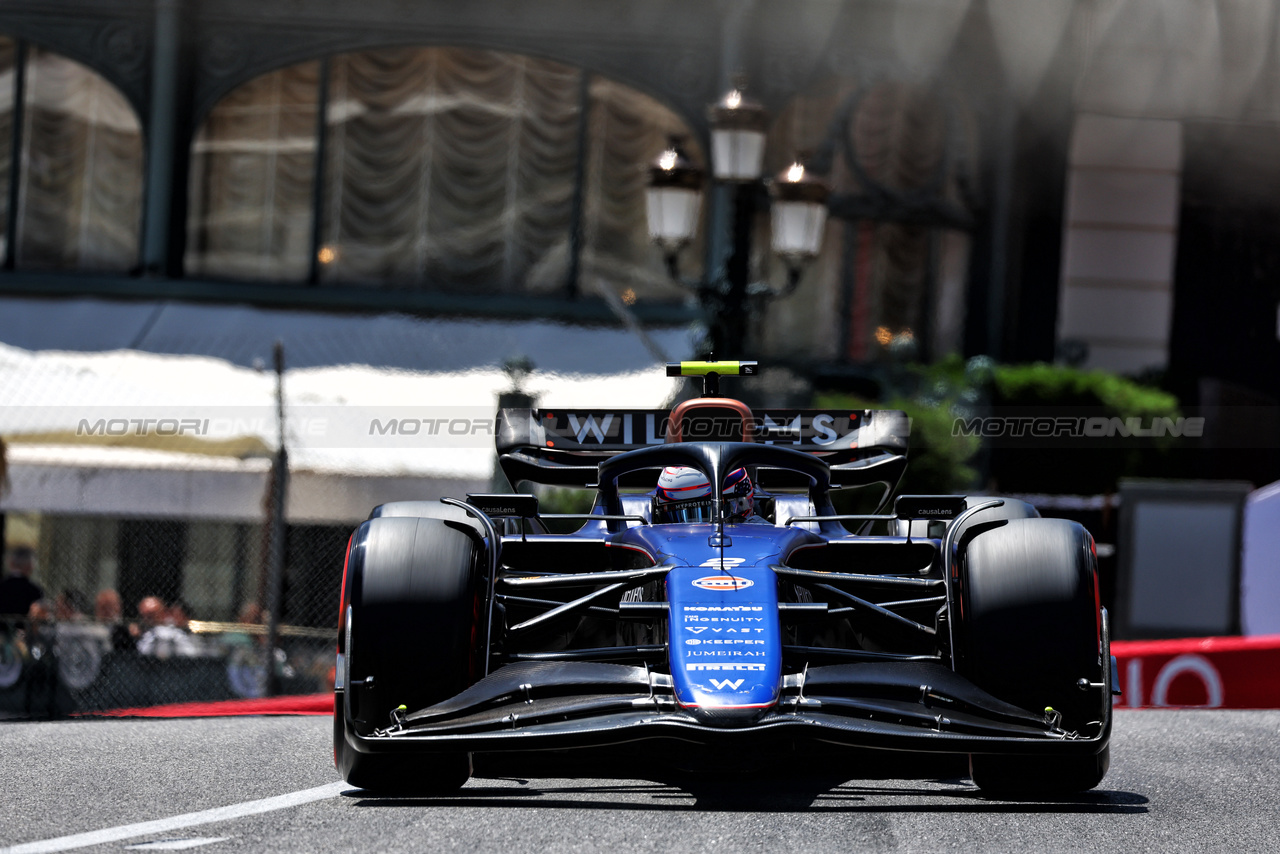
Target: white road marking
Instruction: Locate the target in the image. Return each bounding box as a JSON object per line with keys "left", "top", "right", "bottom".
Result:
{"left": 0, "top": 781, "right": 348, "bottom": 854}
{"left": 124, "top": 839, "right": 230, "bottom": 851}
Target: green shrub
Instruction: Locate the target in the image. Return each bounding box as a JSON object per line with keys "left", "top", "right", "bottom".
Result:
{"left": 816, "top": 358, "right": 1183, "bottom": 497}
{"left": 816, "top": 356, "right": 982, "bottom": 496}
{"left": 988, "top": 362, "right": 1182, "bottom": 494}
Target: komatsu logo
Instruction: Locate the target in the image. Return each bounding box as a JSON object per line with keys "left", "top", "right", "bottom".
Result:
{"left": 687, "top": 663, "right": 767, "bottom": 671}
{"left": 692, "top": 575, "right": 754, "bottom": 591}
{"left": 682, "top": 605, "right": 762, "bottom": 612}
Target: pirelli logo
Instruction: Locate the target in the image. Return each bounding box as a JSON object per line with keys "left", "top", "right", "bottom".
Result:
{"left": 686, "top": 663, "right": 767, "bottom": 671}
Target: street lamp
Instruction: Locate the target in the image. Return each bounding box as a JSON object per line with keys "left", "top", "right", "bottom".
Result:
{"left": 707, "top": 80, "right": 769, "bottom": 182}
{"left": 646, "top": 81, "right": 829, "bottom": 356}
{"left": 768, "top": 156, "right": 830, "bottom": 291}
{"left": 646, "top": 141, "right": 705, "bottom": 281}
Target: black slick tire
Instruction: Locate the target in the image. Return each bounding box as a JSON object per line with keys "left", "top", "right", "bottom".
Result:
{"left": 956, "top": 517, "right": 1110, "bottom": 796}
{"left": 337, "top": 515, "right": 482, "bottom": 794}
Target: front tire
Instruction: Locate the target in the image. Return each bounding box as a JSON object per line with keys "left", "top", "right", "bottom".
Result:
{"left": 337, "top": 515, "right": 482, "bottom": 793}
{"left": 969, "top": 746, "right": 1110, "bottom": 798}
{"left": 956, "top": 517, "right": 1110, "bottom": 796}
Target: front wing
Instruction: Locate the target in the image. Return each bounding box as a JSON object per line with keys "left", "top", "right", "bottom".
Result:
{"left": 339, "top": 644, "right": 1114, "bottom": 760}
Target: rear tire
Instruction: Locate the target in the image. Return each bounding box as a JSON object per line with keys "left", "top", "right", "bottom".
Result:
{"left": 956, "top": 517, "right": 1109, "bottom": 796}
{"left": 337, "top": 515, "right": 482, "bottom": 793}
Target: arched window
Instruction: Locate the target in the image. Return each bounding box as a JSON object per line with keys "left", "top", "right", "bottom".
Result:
{"left": 0, "top": 38, "right": 143, "bottom": 271}
{"left": 186, "top": 46, "right": 702, "bottom": 304}
{"left": 186, "top": 60, "right": 320, "bottom": 281}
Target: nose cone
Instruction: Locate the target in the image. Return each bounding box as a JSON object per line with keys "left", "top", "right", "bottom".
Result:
{"left": 682, "top": 679, "right": 777, "bottom": 725}
{"left": 666, "top": 564, "right": 783, "bottom": 724}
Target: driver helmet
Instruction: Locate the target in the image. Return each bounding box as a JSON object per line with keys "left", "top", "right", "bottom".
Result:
{"left": 652, "top": 466, "right": 754, "bottom": 523}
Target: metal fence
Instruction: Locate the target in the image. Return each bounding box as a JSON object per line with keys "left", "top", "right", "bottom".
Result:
{"left": 1, "top": 512, "right": 348, "bottom": 718}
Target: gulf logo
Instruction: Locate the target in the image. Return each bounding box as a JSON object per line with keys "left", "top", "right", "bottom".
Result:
{"left": 692, "top": 575, "right": 754, "bottom": 592}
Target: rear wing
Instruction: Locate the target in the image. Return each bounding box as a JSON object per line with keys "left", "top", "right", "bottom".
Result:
{"left": 495, "top": 408, "right": 909, "bottom": 490}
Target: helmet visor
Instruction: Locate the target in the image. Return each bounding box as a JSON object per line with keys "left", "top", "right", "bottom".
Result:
{"left": 654, "top": 498, "right": 717, "bottom": 524}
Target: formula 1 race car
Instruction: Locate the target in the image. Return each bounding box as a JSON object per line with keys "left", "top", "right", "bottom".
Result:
{"left": 334, "top": 361, "right": 1115, "bottom": 797}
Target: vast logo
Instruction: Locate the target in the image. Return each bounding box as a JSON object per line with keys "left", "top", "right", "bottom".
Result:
{"left": 692, "top": 575, "right": 754, "bottom": 591}
{"left": 709, "top": 678, "right": 745, "bottom": 691}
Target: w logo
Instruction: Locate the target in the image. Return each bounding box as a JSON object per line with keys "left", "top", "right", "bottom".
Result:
{"left": 708, "top": 678, "right": 745, "bottom": 691}
{"left": 567, "top": 413, "right": 613, "bottom": 443}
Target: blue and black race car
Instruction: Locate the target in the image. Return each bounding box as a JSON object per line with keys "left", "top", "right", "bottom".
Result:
{"left": 334, "top": 361, "right": 1115, "bottom": 796}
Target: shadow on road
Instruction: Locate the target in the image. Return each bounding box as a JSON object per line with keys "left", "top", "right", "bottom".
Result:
{"left": 345, "top": 747, "right": 1148, "bottom": 815}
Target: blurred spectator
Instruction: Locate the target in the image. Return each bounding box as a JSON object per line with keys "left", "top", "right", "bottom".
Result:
{"left": 94, "top": 588, "right": 134, "bottom": 653}
{"left": 53, "top": 591, "right": 110, "bottom": 692}
{"left": 94, "top": 589, "right": 122, "bottom": 623}
{"left": 23, "top": 598, "right": 58, "bottom": 716}
{"left": 27, "top": 597, "right": 53, "bottom": 624}
{"left": 239, "top": 602, "right": 264, "bottom": 627}
{"left": 24, "top": 598, "right": 57, "bottom": 667}
{"left": 223, "top": 602, "right": 264, "bottom": 655}
{"left": 168, "top": 599, "right": 210, "bottom": 656}
{"left": 0, "top": 546, "right": 43, "bottom": 623}
{"left": 168, "top": 599, "right": 192, "bottom": 630}
{"left": 224, "top": 601, "right": 294, "bottom": 698}
{"left": 54, "top": 589, "right": 90, "bottom": 623}
{"left": 136, "top": 595, "right": 164, "bottom": 636}
{"left": 135, "top": 595, "right": 199, "bottom": 659}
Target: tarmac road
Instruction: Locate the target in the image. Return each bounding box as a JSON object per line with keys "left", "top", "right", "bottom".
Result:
{"left": 2, "top": 710, "right": 1278, "bottom": 853}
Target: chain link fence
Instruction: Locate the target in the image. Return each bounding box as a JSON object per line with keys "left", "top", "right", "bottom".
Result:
{"left": 1, "top": 507, "right": 349, "bottom": 718}
{"left": 0, "top": 326, "right": 686, "bottom": 718}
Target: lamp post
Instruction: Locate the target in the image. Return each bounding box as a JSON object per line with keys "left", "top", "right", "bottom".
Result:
{"left": 646, "top": 80, "right": 829, "bottom": 357}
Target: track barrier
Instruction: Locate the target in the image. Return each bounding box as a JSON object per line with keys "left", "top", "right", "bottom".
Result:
{"left": 1112, "top": 634, "right": 1280, "bottom": 709}
{"left": 9, "top": 632, "right": 1280, "bottom": 717}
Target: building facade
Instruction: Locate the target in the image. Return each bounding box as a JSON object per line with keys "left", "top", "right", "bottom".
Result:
{"left": 1, "top": 0, "right": 1278, "bottom": 666}
{"left": 0, "top": 0, "right": 1275, "bottom": 462}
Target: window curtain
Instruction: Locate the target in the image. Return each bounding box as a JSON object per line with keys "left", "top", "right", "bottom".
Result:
{"left": 321, "top": 47, "right": 581, "bottom": 292}
{"left": 580, "top": 75, "right": 702, "bottom": 305}
{"left": 189, "top": 46, "right": 701, "bottom": 301}
{"left": 15, "top": 47, "right": 142, "bottom": 272}
{"left": 186, "top": 61, "right": 319, "bottom": 281}
{"left": 0, "top": 37, "right": 14, "bottom": 259}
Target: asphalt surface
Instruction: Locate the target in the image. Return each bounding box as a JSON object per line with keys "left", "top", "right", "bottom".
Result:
{"left": 2, "top": 710, "right": 1278, "bottom": 853}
